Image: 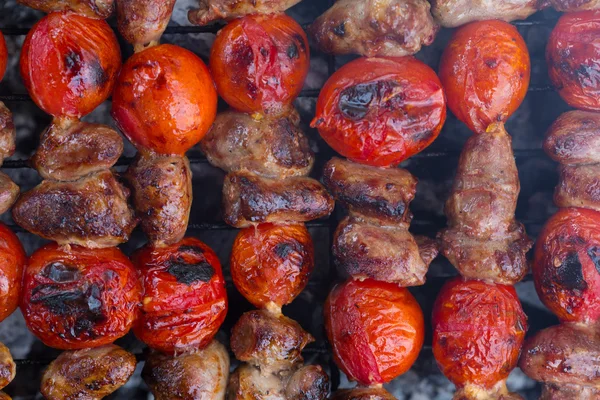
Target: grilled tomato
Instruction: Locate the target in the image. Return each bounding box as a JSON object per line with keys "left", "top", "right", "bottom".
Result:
{"left": 547, "top": 10, "right": 600, "bottom": 111}
{"left": 432, "top": 277, "right": 527, "bottom": 389}
{"left": 324, "top": 278, "right": 424, "bottom": 385}
{"left": 21, "top": 244, "right": 141, "bottom": 350}
{"left": 132, "top": 237, "right": 228, "bottom": 353}
{"left": 0, "top": 223, "right": 26, "bottom": 322}
{"left": 112, "top": 44, "right": 217, "bottom": 155}
{"left": 210, "top": 14, "right": 309, "bottom": 116}
{"left": 312, "top": 57, "right": 446, "bottom": 167}
{"left": 439, "top": 20, "right": 530, "bottom": 134}
{"left": 533, "top": 207, "right": 600, "bottom": 324}
{"left": 20, "top": 12, "right": 121, "bottom": 119}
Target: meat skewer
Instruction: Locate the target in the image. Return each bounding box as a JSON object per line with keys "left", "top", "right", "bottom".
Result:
{"left": 16, "top": 0, "right": 114, "bottom": 19}
{"left": 188, "top": 0, "right": 301, "bottom": 25}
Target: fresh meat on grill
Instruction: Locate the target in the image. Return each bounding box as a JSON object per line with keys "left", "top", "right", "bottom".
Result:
{"left": 188, "top": 0, "right": 301, "bottom": 25}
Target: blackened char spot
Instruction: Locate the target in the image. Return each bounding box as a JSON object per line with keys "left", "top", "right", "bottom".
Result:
{"left": 333, "top": 22, "right": 345, "bottom": 37}
{"left": 41, "top": 262, "right": 80, "bottom": 283}
{"left": 287, "top": 43, "right": 299, "bottom": 59}
{"left": 338, "top": 81, "right": 400, "bottom": 120}
{"left": 178, "top": 245, "right": 205, "bottom": 255}
{"left": 167, "top": 253, "right": 215, "bottom": 285}
{"left": 88, "top": 58, "right": 108, "bottom": 88}
{"left": 555, "top": 252, "right": 588, "bottom": 291}
{"left": 65, "top": 50, "right": 83, "bottom": 76}
{"left": 587, "top": 246, "right": 600, "bottom": 275}
{"left": 274, "top": 242, "right": 295, "bottom": 258}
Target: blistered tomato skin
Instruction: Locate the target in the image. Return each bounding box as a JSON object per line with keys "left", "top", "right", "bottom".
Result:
{"left": 0, "top": 223, "right": 26, "bottom": 323}
{"left": 210, "top": 14, "right": 309, "bottom": 116}
{"left": 312, "top": 57, "right": 446, "bottom": 167}
{"left": 0, "top": 32, "right": 6, "bottom": 82}
{"left": 533, "top": 207, "right": 600, "bottom": 324}
{"left": 20, "top": 244, "right": 141, "bottom": 350}
{"left": 439, "top": 20, "right": 530, "bottom": 134}
{"left": 112, "top": 44, "right": 217, "bottom": 155}
{"left": 432, "top": 278, "right": 527, "bottom": 389}
{"left": 132, "top": 237, "right": 228, "bottom": 353}
{"left": 20, "top": 12, "right": 121, "bottom": 119}
{"left": 324, "top": 279, "right": 425, "bottom": 385}
{"left": 547, "top": 10, "right": 600, "bottom": 111}
{"left": 231, "top": 223, "right": 314, "bottom": 309}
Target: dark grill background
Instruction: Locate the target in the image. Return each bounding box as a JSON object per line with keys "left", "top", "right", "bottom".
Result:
{"left": 0, "top": 0, "right": 567, "bottom": 398}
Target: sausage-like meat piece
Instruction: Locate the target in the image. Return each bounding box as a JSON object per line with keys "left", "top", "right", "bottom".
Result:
{"left": 116, "top": 0, "right": 176, "bottom": 49}
{"left": 188, "top": 0, "right": 301, "bottom": 25}
{"left": 12, "top": 170, "right": 138, "bottom": 248}
{"left": 223, "top": 172, "right": 334, "bottom": 228}
{"left": 430, "top": 0, "right": 543, "bottom": 28}
{"left": 0, "top": 103, "right": 15, "bottom": 166}
{"left": 544, "top": 110, "right": 600, "bottom": 165}
{"left": 16, "top": 0, "right": 114, "bottom": 18}
{"left": 0, "top": 343, "right": 15, "bottom": 390}
{"left": 309, "top": 0, "right": 438, "bottom": 57}
{"left": 228, "top": 364, "right": 287, "bottom": 400}
{"left": 201, "top": 110, "right": 314, "bottom": 178}
{"left": 285, "top": 365, "right": 330, "bottom": 400}
{"left": 0, "top": 173, "right": 19, "bottom": 215}
{"left": 549, "top": 0, "right": 600, "bottom": 11}
{"left": 143, "top": 340, "right": 230, "bottom": 400}
{"left": 125, "top": 153, "right": 191, "bottom": 246}
{"left": 438, "top": 123, "right": 532, "bottom": 284}
{"left": 554, "top": 164, "right": 600, "bottom": 211}
{"left": 31, "top": 120, "right": 123, "bottom": 182}
{"left": 332, "top": 387, "right": 397, "bottom": 400}
{"left": 40, "top": 344, "right": 136, "bottom": 400}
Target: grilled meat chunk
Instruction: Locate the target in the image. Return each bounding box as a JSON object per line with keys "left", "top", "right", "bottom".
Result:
{"left": 228, "top": 364, "right": 287, "bottom": 400}
{"left": 544, "top": 110, "right": 600, "bottom": 165}
{"left": 125, "top": 153, "right": 191, "bottom": 246}
{"left": 12, "top": 170, "right": 137, "bottom": 248}
{"left": 116, "top": 0, "right": 176, "bottom": 49}
{"left": 0, "top": 343, "right": 15, "bottom": 390}
{"left": 201, "top": 110, "right": 313, "bottom": 178}
{"left": 554, "top": 164, "right": 600, "bottom": 211}
{"left": 223, "top": 172, "right": 334, "bottom": 228}
{"left": 309, "top": 0, "right": 438, "bottom": 57}
{"left": 143, "top": 340, "right": 230, "bottom": 400}
{"left": 549, "top": 0, "right": 600, "bottom": 11}
{"left": 31, "top": 120, "right": 123, "bottom": 182}
{"left": 16, "top": 0, "right": 114, "bottom": 18}
{"left": 285, "top": 365, "right": 330, "bottom": 400}
{"left": 454, "top": 383, "right": 524, "bottom": 400}
{"left": 332, "top": 387, "right": 397, "bottom": 400}
{"left": 0, "top": 173, "right": 18, "bottom": 215}
{"left": 40, "top": 344, "right": 136, "bottom": 400}
{"left": 188, "top": 0, "right": 301, "bottom": 25}
{"left": 430, "top": 0, "right": 542, "bottom": 27}
{"left": 438, "top": 123, "right": 532, "bottom": 284}
{"left": 0, "top": 103, "right": 15, "bottom": 166}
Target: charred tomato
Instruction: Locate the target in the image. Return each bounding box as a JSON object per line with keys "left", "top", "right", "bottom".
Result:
{"left": 324, "top": 278, "right": 424, "bottom": 385}
{"left": 21, "top": 244, "right": 141, "bottom": 350}
{"left": 132, "top": 237, "right": 228, "bottom": 353}
{"left": 0, "top": 32, "right": 6, "bottom": 82}
{"left": 0, "top": 223, "right": 26, "bottom": 322}
{"left": 112, "top": 44, "right": 217, "bottom": 155}
{"left": 547, "top": 10, "right": 600, "bottom": 111}
{"left": 432, "top": 277, "right": 527, "bottom": 389}
{"left": 533, "top": 207, "right": 600, "bottom": 323}
{"left": 210, "top": 14, "right": 309, "bottom": 116}
{"left": 439, "top": 20, "right": 530, "bottom": 134}
{"left": 312, "top": 57, "right": 446, "bottom": 167}
{"left": 231, "top": 223, "right": 313, "bottom": 309}
{"left": 20, "top": 12, "right": 121, "bottom": 119}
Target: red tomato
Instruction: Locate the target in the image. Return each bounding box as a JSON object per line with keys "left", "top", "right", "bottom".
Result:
{"left": 547, "top": 10, "right": 600, "bottom": 111}
{"left": 0, "top": 32, "right": 6, "bottom": 82}
{"left": 112, "top": 44, "right": 217, "bottom": 155}
{"left": 20, "top": 12, "right": 121, "bottom": 119}
{"left": 21, "top": 244, "right": 141, "bottom": 350}
{"left": 533, "top": 207, "right": 600, "bottom": 324}
{"left": 439, "top": 20, "right": 530, "bottom": 134}
{"left": 231, "top": 223, "right": 313, "bottom": 309}
{"left": 432, "top": 278, "right": 527, "bottom": 389}
{"left": 312, "top": 57, "right": 446, "bottom": 167}
{"left": 210, "top": 14, "right": 309, "bottom": 116}
{"left": 132, "top": 237, "right": 228, "bottom": 353}
{"left": 324, "top": 279, "right": 424, "bottom": 385}
{"left": 0, "top": 223, "right": 26, "bottom": 323}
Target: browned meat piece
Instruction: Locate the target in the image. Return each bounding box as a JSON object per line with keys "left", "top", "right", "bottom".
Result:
{"left": 0, "top": 343, "right": 15, "bottom": 390}
{"left": 285, "top": 365, "right": 330, "bottom": 400}
{"left": 323, "top": 157, "right": 416, "bottom": 224}
{"left": 125, "top": 153, "right": 191, "bottom": 246}
{"left": 223, "top": 172, "right": 334, "bottom": 228}
{"left": 520, "top": 323, "right": 600, "bottom": 399}
{"left": 333, "top": 216, "right": 435, "bottom": 286}
{"left": 201, "top": 110, "right": 313, "bottom": 178}
{"left": 40, "top": 344, "right": 136, "bottom": 400}
{"left": 31, "top": 120, "right": 123, "bottom": 182}
{"left": 0, "top": 173, "right": 19, "bottom": 215}
{"left": 430, "top": 0, "right": 543, "bottom": 28}
{"left": 541, "top": 384, "right": 599, "bottom": 400}
{"left": 230, "top": 309, "right": 313, "bottom": 374}
{"left": 0, "top": 392, "right": 10, "bottom": 400}
{"left": 549, "top": 0, "right": 600, "bottom": 11}
{"left": 438, "top": 123, "right": 532, "bottom": 284}
{"left": 454, "top": 383, "right": 523, "bottom": 400}
{"left": 544, "top": 111, "right": 600, "bottom": 165}
{"left": 143, "top": 340, "right": 229, "bottom": 400}
{"left": 309, "top": 0, "right": 438, "bottom": 57}
{"left": 16, "top": 0, "right": 114, "bottom": 18}
{"left": 0, "top": 103, "right": 15, "bottom": 166}
{"left": 554, "top": 164, "right": 600, "bottom": 211}
{"left": 12, "top": 170, "right": 138, "bottom": 248}
{"left": 228, "top": 364, "right": 287, "bottom": 400}
{"left": 332, "top": 387, "right": 397, "bottom": 400}
{"left": 188, "top": 0, "right": 301, "bottom": 25}
{"left": 415, "top": 235, "right": 440, "bottom": 266}
{"left": 116, "top": 0, "right": 176, "bottom": 50}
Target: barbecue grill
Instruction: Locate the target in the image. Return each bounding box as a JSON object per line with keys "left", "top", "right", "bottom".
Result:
{"left": 0, "top": 0, "right": 566, "bottom": 398}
